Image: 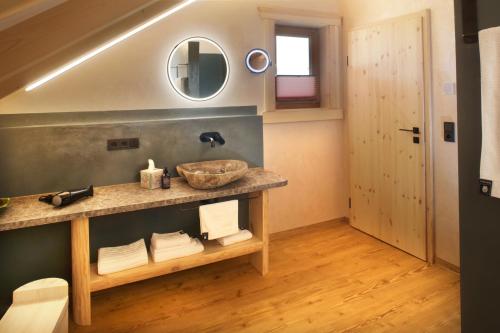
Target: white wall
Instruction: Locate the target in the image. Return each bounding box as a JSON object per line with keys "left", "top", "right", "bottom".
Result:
{"left": 265, "top": 120, "right": 349, "bottom": 233}
{"left": 340, "top": 0, "right": 460, "bottom": 267}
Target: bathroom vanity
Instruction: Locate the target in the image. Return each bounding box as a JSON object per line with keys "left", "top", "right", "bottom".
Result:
{"left": 0, "top": 168, "right": 287, "bottom": 326}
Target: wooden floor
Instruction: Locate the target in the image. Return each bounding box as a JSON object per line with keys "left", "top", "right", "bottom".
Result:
{"left": 70, "top": 220, "right": 460, "bottom": 333}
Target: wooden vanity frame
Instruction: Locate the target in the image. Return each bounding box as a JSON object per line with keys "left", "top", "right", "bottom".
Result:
{"left": 71, "top": 190, "right": 269, "bottom": 326}
{"left": 0, "top": 168, "right": 285, "bottom": 326}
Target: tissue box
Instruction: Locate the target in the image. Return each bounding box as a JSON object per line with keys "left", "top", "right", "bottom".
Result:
{"left": 140, "top": 168, "right": 163, "bottom": 189}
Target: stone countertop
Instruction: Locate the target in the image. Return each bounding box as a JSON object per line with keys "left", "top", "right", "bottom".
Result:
{"left": 0, "top": 168, "right": 287, "bottom": 232}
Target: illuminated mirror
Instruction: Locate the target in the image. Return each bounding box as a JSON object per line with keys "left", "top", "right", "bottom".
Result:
{"left": 167, "top": 37, "right": 229, "bottom": 101}
{"left": 245, "top": 49, "right": 271, "bottom": 74}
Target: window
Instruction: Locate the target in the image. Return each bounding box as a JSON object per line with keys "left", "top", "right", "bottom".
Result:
{"left": 275, "top": 25, "right": 320, "bottom": 109}
{"left": 258, "top": 6, "right": 343, "bottom": 122}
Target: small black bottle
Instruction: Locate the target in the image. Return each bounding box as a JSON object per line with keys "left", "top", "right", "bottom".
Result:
{"left": 161, "top": 167, "right": 171, "bottom": 189}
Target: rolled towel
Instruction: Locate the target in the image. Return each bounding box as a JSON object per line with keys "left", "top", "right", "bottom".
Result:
{"left": 150, "top": 238, "right": 204, "bottom": 263}
{"left": 98, "top": 239, "right": 148, "bottom": 275}
{"left": 151, "top": 231, "right": 190, "bottom": 249}
{"left": 217, "top": 229, "right": 253, "bottom": 247}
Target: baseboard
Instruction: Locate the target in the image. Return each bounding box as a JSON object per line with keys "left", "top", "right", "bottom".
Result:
{"left": 270, "top": 217, "right": 349, "bottom": 237}
{"left": 435, "top": 257, "right": 460, "bottom": 273}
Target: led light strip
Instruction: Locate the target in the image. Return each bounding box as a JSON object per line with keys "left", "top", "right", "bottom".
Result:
{"left": 25, "top": 0, "right": 196, "bottom": 91}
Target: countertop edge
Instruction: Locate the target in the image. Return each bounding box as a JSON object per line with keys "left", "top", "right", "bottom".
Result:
{"left": 0, "top": 170, "right": 287, "bottom": 232}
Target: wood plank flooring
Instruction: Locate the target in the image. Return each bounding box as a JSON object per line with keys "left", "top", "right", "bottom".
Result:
{"left": 70, "top": 220, "right": 460, "bottom": 333}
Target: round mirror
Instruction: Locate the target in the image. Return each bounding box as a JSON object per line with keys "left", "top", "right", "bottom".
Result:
{"left": 245, "top": 49, "right": 271, "bottom": 74}
{"left": 167, "top": 37, "right": 229, "bottom": 101}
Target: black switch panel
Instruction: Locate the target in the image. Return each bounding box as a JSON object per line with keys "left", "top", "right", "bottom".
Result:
{"left": 107, "top": 138, "right": 140, "bottom": 151}
{"left": 444, "top": 122, "right": 455, "bottom": 142}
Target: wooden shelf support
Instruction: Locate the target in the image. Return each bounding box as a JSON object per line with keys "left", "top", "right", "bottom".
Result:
{"left": 89, "top": 238, "right": 264, "bottom": 292}
{"left": 249, "top": 190, "right": 269, "bottom": 275}
{"left": 71, "top": 216, "right": 91, "bottom": 326}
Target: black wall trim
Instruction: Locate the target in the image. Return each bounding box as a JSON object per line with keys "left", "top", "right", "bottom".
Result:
{"left": 455, "top": 0, "right": 500, "bottom": 331}
{"left": 462, "top": 0, "right": 478, "bottom": 43}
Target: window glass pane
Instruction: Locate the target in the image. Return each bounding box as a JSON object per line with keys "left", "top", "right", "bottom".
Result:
{"left": 276, "top": 36, "right": 310, "bottom": 75}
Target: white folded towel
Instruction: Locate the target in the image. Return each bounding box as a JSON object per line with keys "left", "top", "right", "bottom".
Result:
{"left": 199, "top": 200, "right": 239, "bottom": 240}
{"left": 150, "top": 238, "right": 204, "bottom": 263}
{"left": 479, "top": 26, "right": 500, "bottom": 198}
{"left": 217, "top": 229, "right": 253, "bottom": 246}
{"left": 97, "top": 239, "right": 148, "bottom": 275}
{"left": 151, "top": 231, "right": 190, "bottom": 249}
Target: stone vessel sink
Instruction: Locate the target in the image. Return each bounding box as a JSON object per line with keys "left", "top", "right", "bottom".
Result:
{"left": 177, "top": 160, "right": 248, "bottom": 190}
{"left": 176, "top": 160, "right": 249, "bottom": 190}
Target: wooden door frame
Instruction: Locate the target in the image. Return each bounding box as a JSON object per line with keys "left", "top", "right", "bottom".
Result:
{"left": 347, "top": 10, "right": 435, "bottom": 264}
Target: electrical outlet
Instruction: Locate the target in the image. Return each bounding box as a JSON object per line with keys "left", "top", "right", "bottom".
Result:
{"left": 107, "top": 138, "right": 139, "bottom": 151}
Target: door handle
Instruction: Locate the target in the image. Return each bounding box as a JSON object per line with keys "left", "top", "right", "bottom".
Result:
{"left": 399, "top": 127, "right": 420, "bottom": 135}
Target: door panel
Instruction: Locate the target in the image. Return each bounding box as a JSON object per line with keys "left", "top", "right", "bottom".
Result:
{"left": 348, "top": 15, "right": 427, "bottom": 260}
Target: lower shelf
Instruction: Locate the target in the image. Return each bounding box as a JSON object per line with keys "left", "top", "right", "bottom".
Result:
{"left": 90, "top": 238, "right": 263, "bottom": 292}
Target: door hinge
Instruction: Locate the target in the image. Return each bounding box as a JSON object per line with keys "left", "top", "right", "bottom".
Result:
{"left": 349, "top": 197, "right": 351, "bottom": 208}
{"left": 347, "top": 56, "right": 349, "bottom": 67}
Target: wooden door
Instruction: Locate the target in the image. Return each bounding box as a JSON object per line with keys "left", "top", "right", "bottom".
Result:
{"left": 348, "top": 14, "right": 427, "bottom": 260}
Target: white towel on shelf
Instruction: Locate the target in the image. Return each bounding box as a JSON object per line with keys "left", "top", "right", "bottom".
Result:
{"left": 217, "top": 229, "right": 253, "bottom": 247}
{"left": 150, "top": 238, "right": 204, "bottom": 263}
{"left": 97, "top": 239, "right": 148, "bottom": 275}
{"left": 151, "top": 231, "right": 190, "bottom": 249}
{"left": 479, "top": 26, "right": 500, "bottom": 198}
{"left": 199, "top": 200, "right": 239, "bottom": 240}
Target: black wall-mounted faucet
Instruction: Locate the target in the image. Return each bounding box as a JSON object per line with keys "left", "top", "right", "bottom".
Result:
{"left": 200, "top": 132, "right": 225, "bottom": 148}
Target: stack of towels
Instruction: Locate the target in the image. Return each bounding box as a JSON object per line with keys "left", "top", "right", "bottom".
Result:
{"left": 96, "top": 232, "right": 205, "bottom": 275}
{"left": 150, "top": 231, "right": 204, "bottom": 263}
{"left": 97, "top": 239, "right": 148, "bottom": 275}
{"left": 97, "top": 197, "right": 258, "bottom": 276}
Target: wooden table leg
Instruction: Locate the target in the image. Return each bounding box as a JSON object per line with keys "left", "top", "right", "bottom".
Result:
{"left": 71, "top": 216, "right": 91, "bottom": 326}
{"left": 249, "top": 190, "right": 269, "bottom": 275}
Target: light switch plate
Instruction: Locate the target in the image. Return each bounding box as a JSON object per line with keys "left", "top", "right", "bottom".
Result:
{"left": 444, "top": 122, "right": 455, "bottom": 142}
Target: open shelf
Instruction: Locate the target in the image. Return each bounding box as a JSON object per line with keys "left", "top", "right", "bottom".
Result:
{"left": 90, "top": 238, "right": 263, "bottom": 292}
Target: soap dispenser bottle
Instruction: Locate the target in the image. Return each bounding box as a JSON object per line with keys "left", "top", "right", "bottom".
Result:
{"left": 161, "top": 167, "right": 171, "bottom": 189}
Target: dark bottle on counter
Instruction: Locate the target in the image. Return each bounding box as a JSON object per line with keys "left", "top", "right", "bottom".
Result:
{"left": 161, "top": 167, "right": 171, "bottom": 189}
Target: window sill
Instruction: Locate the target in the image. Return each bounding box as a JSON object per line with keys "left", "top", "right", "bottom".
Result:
{"left": 262, "top": 108, "right": 343, "bottom": 124}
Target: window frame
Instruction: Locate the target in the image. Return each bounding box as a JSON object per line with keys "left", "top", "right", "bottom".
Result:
{"left": 258, "top": 6, "right": 343, "bottom": 123}
{"left": 275, "top": 25, "right": 321, "bottom": 109}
